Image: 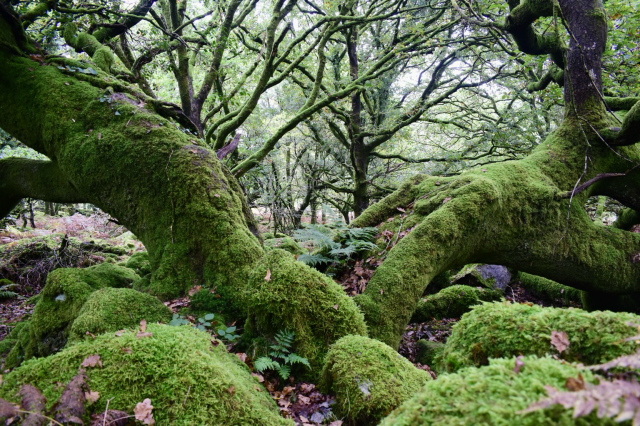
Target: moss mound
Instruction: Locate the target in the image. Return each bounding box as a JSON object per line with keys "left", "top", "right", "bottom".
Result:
{"left": 443, "top": 302, "right": 639, "bottom": 372}
{"left": 412, "top": 285, "right": 502, "bottom": 322}
{"left": 6, "top": 264, "right": 140, "bottom": 366}
{"left": 517, "top": 272, "right": 582, "bottom": 304}
{"left": 69, "top": 287, "right": 171, "bottom": 341}
{"left": 125, "top": 251, "right": 151, "bottom": 276}
{"left": 320, "top": 335, "right": 431, "bottom": 425}
{"left": 0, "top": 324, "right": 292, "bottom": 425}
{"left": 264, "top": 237, "right": 304, "bottom": 255}
{"left": 415, "top": 340, "right": 445, "bottom": 369}
{"left": 379, "top": 356, "right": 615, "bottom": 426}
{"left": 244, "top": 249, "right": 367, "bottom": 374}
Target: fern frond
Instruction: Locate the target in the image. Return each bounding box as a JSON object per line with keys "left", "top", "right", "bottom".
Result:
{"left": 276, "top": 364, "right": 291, "bottom": 380}
{"left": 254, "top": 357, "right": 280, "bottom": 373}
{"left": 275, "top": 329, "right": 295, "bottom": 349}
{"left": 284, "top": 353, "right": 311, "bottom": 368}
{"left": 297, "top": 253, "right": 334, "bottom": 266}
{"left": 328, "top": 245, "right": 357, "bottom": 258}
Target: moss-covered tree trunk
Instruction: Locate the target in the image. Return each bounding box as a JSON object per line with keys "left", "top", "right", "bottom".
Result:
{"left": 351, "top": 0, "right": 640, "bottom": 347}
{"left": 0, "top": 11, "right": 263, "bottom": 302}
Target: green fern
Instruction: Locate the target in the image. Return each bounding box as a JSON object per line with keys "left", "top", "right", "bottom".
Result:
{"left": 297, "top": 253, "right": 334, "bottom": 266}
{"left": 253, "top": 329, "right": 310, "bottom": 380}
{"left": 0, "top": 283, "right": 23, "bottom": 300}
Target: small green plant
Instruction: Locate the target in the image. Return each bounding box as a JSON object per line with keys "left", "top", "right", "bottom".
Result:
{"left": 294, "top": 224, "right": 379, "bottom": 268}
{"left": 169, "top": 313, "right": 215, "bottom": 332}
{"left": 0, "top": 281, "right": 23, "bottom": 300}
{"left": 254, "top": 330, "right": 310, "bottom": 380}
{"left": 217, "top": 325, "right": 240, "bottom": 342}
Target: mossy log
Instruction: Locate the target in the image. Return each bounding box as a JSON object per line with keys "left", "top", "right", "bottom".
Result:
{"left": 411, "top": 285, "right": 502, "bottom": 322}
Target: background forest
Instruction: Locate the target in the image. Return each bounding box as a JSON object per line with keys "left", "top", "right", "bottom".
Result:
{"left": 1, "top": 0, "right": 640, "bottom": 424}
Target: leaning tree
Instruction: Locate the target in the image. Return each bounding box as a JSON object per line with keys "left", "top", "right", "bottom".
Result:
{"left": 1, "top": 0, "right": 640, "bottom": 352}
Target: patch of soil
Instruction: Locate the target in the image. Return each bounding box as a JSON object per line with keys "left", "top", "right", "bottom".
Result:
{"left": 504, "top": 281, "right": 581, "bottom": 309}
{"left": 0, "top": 299, "right": 33, "bottom": 340}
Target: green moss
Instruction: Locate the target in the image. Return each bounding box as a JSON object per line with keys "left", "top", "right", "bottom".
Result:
{"left": 319, "top": 335, "right": 432, "bottom": 425}
{"left": 264, "top": 237, "right": 304, "bottom": 255}
{"left": 415, "top": 340, "right": 445, "bottom": 369}
{"left": 379, "top": 356, "right": 615, "bottom": 426}
{"left": 69, "top": 287, "right": 171, "bottom": 341}
{"left": 0, "top": 324, "right": 292, "bottom": 425}
{"left": 125, "top": 251, "right": 151, "bottom": 276}
{"left": 517, "top": 272, "right": 582, "bottom": 304}
{"left": 8, "top": 264, "right": 140, "bottom": 365}
{"left": 411, "top": 285, "right": 503, "bottom": 322}
{"left": 442, "top": 302, "right": 639, "bottom": 372}
{"left": 423, "top": 271, "right": 452, "bottom": 294}
{"left": 244, "top": 249, "right": 367, "bottom": 374}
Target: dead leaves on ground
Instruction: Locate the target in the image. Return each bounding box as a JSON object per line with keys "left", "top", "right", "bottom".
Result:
{"left": 550, "top": 330, "right": 570, "bottom": 354}
{"left": 134, "top": 398, "right": 155, "bottom": 425}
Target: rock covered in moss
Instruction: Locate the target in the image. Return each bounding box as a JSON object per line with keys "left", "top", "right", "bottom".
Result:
{"left": 125, "top": 251, "right": 151, "bottom": 276}
{"left": 6, "top": 264, "right": 140, "bottom": 366}
{"left": 517, "top": 272, "right": 582, "bottom": 304}
{"left": 443, "top": 302, "right": 639, "bottom": 372}
{"left": 379, "top": 356, "right": 614, "bottom": 426}
{"left": 415, "top": 340, "right": 445, "bottom": 368}
{"left": 320, "top": 335, "right": 432, "bottom": 425}
{"left": 411, "top": 285, "right": 502, "bottom": 322}
{"left": 0, "top": 324, "right": 292, "bottom": 425}
{"left": 244, "top": 249, "right": 367, "bottom": 374}
{"left": 69, "top": 287, "right": 171, "bottom": 341}
{"left": 450, "top": 264, "right": 512, "bottom": 290}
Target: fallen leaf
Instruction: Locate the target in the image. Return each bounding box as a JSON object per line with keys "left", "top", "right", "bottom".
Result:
{"left": 397, "top": 207, "right": 405, "bottom": 212}
{"left": 65, "top": 82, "right": 70, "bottom": 85}
{"left": 85, "top": 331, "right": 96, "bottom": 339}
{"left": 550, "top": 330, "right": 570, "bottom": 354}
{"left": 236, "top": 353, "right": 247, "bottom": 363}
{"left": 121, "top": 347, "right": 132, "bottom": 354}
{"left": 85, "top": 391, "right": 100, "bottom": 404}
{"left": 0, "top": 398, "right": 17, "bottom": 421}
{"left": 228, "top": 386, "right": 235, "bottom": 396}
{"left": 333, "top": 305, "right": 338, "bottom": 310}
{"left": 136, "top": 332, "right": 153, "bottom": 339}
{"left": 443, "top": 197, "right": 451, "bottom": 203}
{"left": 380, "top": 289, "right": 384, "bottom": 295}
{"left": 134, "top": 399, "right": 155, "bottom": 425}
{"left": 565, "top": 375, "right": 585, "bottom": 391}
{"left": 114, "top": 330, "right": 125, "bottom": 337}
{"left": 329, "top": 421, "right": 343, "bottom": 426}
{"left": 139, "top": 319, "right": 147, "bottom": 332}
{"left": 298, "top": 395, "right": 310, "bottom": 404}
{"left": 81, "top": 354, "right": 102, "bottom": 368}
{"left": 98, "top": 133, "right": 102, "bottom": 140}
{"left": 254, "top": 385, "right": 263, "bottom": 392}
{"left": 265, "top": 269, "right": 271, "bottom": 282}
{"left": 214, "top": 193, "right": 220, "bottom": 197}
{"left": 514, "top": 355, "right": 525, "bottom": 373}
{"left": 251, "top": 373, "right": 264, "bottom": 383}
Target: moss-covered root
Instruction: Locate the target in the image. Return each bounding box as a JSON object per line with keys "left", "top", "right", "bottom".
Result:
{"left": 319, "top": 335, "right": 432, "bottom": 425}
{"left": 442, "top": 302, "right": 639, "bottom": 372}
{"left": 244, "top": 249, "right": 367, "bottom": 374}
{"left": 411, "top": 285, "right": 502, "bottom": 322}
{"left": 69, "top": 287, "right": 172, "bottom": 341}
{"left": 517, "top": 272, "right": 582, "bottom": 304}
{"left": 379, "top": 356, "right": 615, "bottom": 426}
{"left": 8, "top": 263, "right": 140, "bottom": 365}
{"left": 0, "top": 324, "right": 292, "bottom": 425}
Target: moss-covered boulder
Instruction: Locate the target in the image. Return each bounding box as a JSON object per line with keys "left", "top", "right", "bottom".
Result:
{"left": 125, "top": 251, "right": 151, "bottom": 276}
{"left": 6, "top": 263, "right": 140, "bottom": 366}
{"left": 0, "top": 324, "right": 292, "bottom": 425}
{"left": 244, "top": 249, "right": 367, "bottom": 374}
{"left": 517, "top": 272, "right": 582, "bottom": 304}
{"left": 443, "top": 302, "right": 639, "bottom": 372}
{"left": 69, "top": 287, "right": 171, "bottom": 341}
{"left": 450, "top": 264, "right": 512, "bottom": 291}
{"left": 415, "top": 340, "right": 445, "bottom": 369}
{"left": 264, "top": 236, "right": 304, "bottom": 255}
{"left": 411, "top": 285, "right": 502, "bottom": 322}
{"left": 379, "top": 356, "right": 615, "bottom": 426}
{"left": 320, "top": 335, "right": 432, "bottom": 425}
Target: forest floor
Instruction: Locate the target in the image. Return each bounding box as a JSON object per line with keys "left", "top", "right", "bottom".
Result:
{"left": 0, "top": 212, "right": 582, "bottom": 425}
